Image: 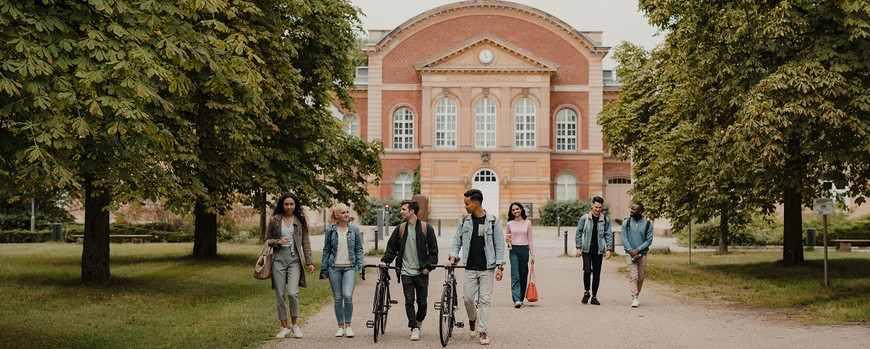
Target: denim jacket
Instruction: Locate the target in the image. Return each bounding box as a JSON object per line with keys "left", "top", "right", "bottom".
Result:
{"left": 450, "top": 212, "right": 505, "bottom": 268}
{"left": 575, "top": 213, "right": 614, "bottom": 255}
{"left": 320, "top": 223, "right": 365, "bottom": 278}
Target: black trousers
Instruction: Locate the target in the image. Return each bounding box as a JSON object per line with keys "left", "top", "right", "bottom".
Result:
{"left": 401, "top": 273, "right": 429, "bottom": 329}
{"left": 582, "top": 251, "right": 604, "bottom": 294}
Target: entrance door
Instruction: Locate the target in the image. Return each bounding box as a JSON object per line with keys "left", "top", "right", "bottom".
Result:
{"left": 604, "top": 177, "right": 632, "bottom": 221}
{"left": 472, "top": 169, "right": 500, "bottom": 217}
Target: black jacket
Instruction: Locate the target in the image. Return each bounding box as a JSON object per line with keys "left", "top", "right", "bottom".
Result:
{"left": 381, "top": 218, "right": 438, "bottom": 282}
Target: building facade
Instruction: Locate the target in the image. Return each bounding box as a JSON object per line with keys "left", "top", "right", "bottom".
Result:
{"left": 347, "top": 0, "right": 630, "bottom": 222}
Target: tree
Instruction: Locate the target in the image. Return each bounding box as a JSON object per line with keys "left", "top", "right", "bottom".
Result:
{"left": 608, "top": 0, "right": 870, "bottom": 264}
{"left": 0, "top": 0, "right": 265, "bottom": 281}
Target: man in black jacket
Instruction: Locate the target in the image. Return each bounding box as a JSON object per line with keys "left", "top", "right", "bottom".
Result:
{"left": 381, "top": 199, "right": 438, "bottom": 341}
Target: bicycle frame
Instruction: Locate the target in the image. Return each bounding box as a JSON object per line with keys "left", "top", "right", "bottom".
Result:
{"left": 362, "top": 264, "right": 399, "bottom": 343}
{"left": 433, "top": 263, "right": 466, "bottom": 347}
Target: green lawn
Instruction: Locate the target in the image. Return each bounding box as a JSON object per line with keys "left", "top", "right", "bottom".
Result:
{"left": 0, "top": 243, "right": 332, "bottom": 349}
{"left": 640, "top": 250, "right": 870, "bottom": 324}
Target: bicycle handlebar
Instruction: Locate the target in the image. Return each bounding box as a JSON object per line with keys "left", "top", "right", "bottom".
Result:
{"left": 432, "top": 264, "right": 467, "bottom": 269}
{"left": 361, "top": 264, "right": 398, "bottom": 280}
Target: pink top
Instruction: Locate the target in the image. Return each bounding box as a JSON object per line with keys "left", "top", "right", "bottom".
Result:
{"left": 506, "top": 219, "right": 535, "bottom": 258}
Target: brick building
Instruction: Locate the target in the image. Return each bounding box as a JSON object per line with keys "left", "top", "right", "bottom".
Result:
{"left": 345, "top": 0, "right": 631, "bottom": 222}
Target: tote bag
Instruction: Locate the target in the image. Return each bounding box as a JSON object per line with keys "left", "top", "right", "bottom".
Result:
{"left": 254, "top": 243, "right": 274, "bottom": 280}
{"left": 526, "top": 264, "right": 539, "bottom": 302}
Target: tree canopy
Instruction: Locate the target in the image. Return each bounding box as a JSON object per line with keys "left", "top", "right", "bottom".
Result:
{"left": 601, "top": 0, "right": 870, "bottom": 264}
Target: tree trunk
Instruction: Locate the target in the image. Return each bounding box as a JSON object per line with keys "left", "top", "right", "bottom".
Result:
{"left": 81, "top": 177, "right": 111, "bottom": 283}
{"left": 192, "top": 201, "right": 218, "bottom": 258}
{"left": 259, "top": 191, "right": 267, "bottom": 242}
{"left": 718, "top": 210, "right": 729, "bottom": 252}
{"left": 782, "top": 186, "right": 805, "bottom": 265}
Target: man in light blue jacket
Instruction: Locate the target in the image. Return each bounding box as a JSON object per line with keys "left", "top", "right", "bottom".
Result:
{"left": 621, "top": 202, "right": 654, "bottom": 308}
{"left": 574, "top": 196, "right": 613, "bottom": 306}
{"left": 449, "top": 189, "right": 504, "bottom": 345}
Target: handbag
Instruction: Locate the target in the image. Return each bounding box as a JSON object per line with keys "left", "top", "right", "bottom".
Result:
{"left": 526, "top": 264, "right": 539, "bottom": 302}
{"left": 254, "top": 242, "right": 274, "bottom": 280}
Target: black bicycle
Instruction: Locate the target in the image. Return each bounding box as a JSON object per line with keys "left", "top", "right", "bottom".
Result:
{"left": 433, "top": 262, "right": 466, "bottom": 347}
{"left": 362, "top": 264, "right": 399, "bottom": 343}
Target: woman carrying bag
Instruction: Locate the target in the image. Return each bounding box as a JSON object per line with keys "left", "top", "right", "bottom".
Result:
{"left": 505, "top": 202, "right": 535, "bottom": 308}
{"left": 320, "top": 203, "right": 364, "bottom": 338}
{"left": 266, "top": 192, "right": 315, "bottom": 339}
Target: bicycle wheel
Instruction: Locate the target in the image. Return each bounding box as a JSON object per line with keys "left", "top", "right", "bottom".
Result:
{"left": 372, "top": 283, "right": 383, "bottom": 343}
{"left": 380, "top": 284, "right": 389, "bottom": 334}
{"left": 439, "top": 284, "right": 452, "bottom": 347}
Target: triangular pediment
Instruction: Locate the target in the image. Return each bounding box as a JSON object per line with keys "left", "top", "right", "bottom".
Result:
{"left": 414, "top": 34, "right": 558, "bottom": 74}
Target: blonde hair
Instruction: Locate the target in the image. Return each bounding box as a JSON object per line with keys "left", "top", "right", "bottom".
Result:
{"left": 328, "top": 203, "right": 350, "bottom": 225}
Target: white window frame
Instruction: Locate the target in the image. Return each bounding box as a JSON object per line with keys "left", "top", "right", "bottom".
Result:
{"left": 344, "top": 114, "right": 359, "bottom": 137}
{"left": 435, "top": 98, "right": 457, "bottom": 148}
{"left": 556, "top": 173, "right": 577, "bottom": 201}
{"left": 393, "top": 172, "right": 413, "bottom": 200}
{"left": 475, "top": 98, "right": 497, "bottom": 149}
{"left": 393, "top": 107, "right": 414, "bottom": 150}
{"left": 555, "top": 109, "right": 577, "bottom": 151}
{"left": 514, "top": 98, "right": 536, "bottom": 149}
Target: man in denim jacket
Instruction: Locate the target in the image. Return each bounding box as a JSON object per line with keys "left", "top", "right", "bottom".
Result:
{"left": 449, "top": 189, "right": 504, "bottom": 345}
{"left": 621, "top": 202, "right": 654, "bottom": 308}
{"left": 574, "top": 196, "right": 614, "bottom": 305}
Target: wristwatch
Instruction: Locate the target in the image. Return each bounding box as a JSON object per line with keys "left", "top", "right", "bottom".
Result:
{"left": 496, "top": 265, "right": 504, "bottom": 271}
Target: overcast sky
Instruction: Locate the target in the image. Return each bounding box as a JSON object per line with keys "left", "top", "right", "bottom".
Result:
{"left": 351, "top": 0, "right": 664, "bottom": 70}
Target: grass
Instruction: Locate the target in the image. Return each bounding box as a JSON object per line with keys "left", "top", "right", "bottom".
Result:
{"left": 0, "top": 243, "right": 332, "bottom": 349}
{"left": 639, "top": 250, "right": 870, "bottom": 325}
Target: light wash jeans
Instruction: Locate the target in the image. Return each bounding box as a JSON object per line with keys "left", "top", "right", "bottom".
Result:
{"left": 328, "top": 266, "right": 357, "bottom": 325}
{"left": 462, "top": 269, "right": 495, "bottom": 333}
{"left": 273, "top": 246, "right": 301, "bottom": 321}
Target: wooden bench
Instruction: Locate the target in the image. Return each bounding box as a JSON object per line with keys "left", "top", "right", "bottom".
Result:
{"left": 830, "top": 239, "right": 870, "bottom": 252}
{"left": 70, "top": 234, "right": 152, "bottom": 244}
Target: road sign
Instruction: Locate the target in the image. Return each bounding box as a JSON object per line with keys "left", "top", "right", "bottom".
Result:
{"left": 813, "top": 198, "right": 834, "bottom": 215}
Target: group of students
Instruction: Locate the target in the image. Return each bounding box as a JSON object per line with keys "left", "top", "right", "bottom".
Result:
{"left": 263, "top": 190, "right": 653, "bottom": 345}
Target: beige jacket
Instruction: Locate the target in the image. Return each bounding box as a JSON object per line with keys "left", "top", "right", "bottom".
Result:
{"left": 266, "top": 214, "right": 313, "bottom": 288}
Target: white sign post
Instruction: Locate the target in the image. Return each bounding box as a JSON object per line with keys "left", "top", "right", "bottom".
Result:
{"left": 813, "top": 198, "right": 833, "bottom": 287}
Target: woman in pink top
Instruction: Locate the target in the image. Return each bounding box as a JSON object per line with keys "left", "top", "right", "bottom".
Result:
{"left": 505, "top": 202, "right": 535, "bottom": 308}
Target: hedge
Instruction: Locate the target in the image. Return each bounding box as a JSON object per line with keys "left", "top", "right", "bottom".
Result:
{"left": 540, "top": 199, "right": 610, "bottom": 226}
{"left": 674, "top": 213, "right": 870, "bottom": 247}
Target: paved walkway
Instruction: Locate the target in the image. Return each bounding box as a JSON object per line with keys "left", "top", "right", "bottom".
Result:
{"left": 261, "top": 225, "right": 869, "bottom": 348}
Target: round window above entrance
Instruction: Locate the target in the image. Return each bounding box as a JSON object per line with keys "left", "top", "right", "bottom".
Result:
{"left": 473, "top": 169, "right": 497, "bottom": 182}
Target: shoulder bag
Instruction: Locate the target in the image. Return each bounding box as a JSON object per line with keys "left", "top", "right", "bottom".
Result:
{"left": 254, "top": 242, "right": 274, "bottom": 280}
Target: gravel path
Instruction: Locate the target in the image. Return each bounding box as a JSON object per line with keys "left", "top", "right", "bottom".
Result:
{"left": 260, "top": 226, "right": 869, "bottom": 348}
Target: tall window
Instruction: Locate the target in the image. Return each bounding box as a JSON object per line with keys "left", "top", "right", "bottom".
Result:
{"left": 555, "top": 109, "right": 577, "bottom": 151}
{"left": 475, "top": 98, "right": 496, "bottom": 148}
{"left": 514, "top": 98, "right": 536, "bottom": 148}
{"left": 393, "top": 172, "right": 413, "bottom": 200}
{"left": 343, "top": 114, "right": 359, "bottom": 137}
{"left": 393, "top": 107, "right": 414, "bottom": 150}
{"left": 435, "top": 98, "right": 457, "bottom": 148}
{"left": 556, "top": 173, "right": 577, "bottom": 201}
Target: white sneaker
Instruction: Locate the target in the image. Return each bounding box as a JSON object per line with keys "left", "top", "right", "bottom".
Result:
{"left": 291, "top": 324, "right": 303, "bottom": 338}
{"left": 344, "top": 327, "right": 354, "bottom": 338}
{"left": 410, "top": 328, "right": 420, "bottom": 341}
{"left": 276, "top": 327, "right": 292, "bottom": 338}
{"left": 469, "top": 320, "right": 478, "bottom": 339}
{"left": 631, "top": 298, "right": 640, "bottom": 308}
{"left": 334, "top": 327, "right": 345, "bottom": 337}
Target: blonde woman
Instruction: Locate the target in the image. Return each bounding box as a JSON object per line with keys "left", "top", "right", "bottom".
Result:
{"left": 266, "top": 192, "right": 315, "bottom": 339}
{"left": 320, "top": 204, "right": 364, "bottom": 337}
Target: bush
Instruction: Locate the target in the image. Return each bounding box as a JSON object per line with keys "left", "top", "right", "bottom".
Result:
{"left": 358, "top": 197, "right": 403, "bottom": 226}
{"left": 675, "top": 213, "right": 870, "bottom": 247}
{"left": 539, "top": 199, "right": 610, "bottom": 226}
{"left": 0, "top": 229, "right": 53, "bottom": 243}
{"left": 0, "top": 197, "right": 74, "bottom": 230}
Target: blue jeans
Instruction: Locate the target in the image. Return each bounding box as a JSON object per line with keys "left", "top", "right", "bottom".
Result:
{"left": 328, "top": 266, "right": 357, "bottom": 325}
{"left": 509, "top": 245, "right": 530, "bottom": 302}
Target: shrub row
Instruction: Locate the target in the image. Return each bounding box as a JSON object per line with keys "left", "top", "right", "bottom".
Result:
{"left": 675, "top": 213, "right": 870, "bottom": 247}
{"left": 0, "top": 223, "right": 259, "bottom": 243}
{"left": 539, "top": 199, "right": 611, "bottom": 226}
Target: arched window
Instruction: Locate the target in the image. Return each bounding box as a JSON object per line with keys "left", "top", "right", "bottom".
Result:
{"left": 473, "top": 169, "right": 498, "bottom": 182}
{"left": 608, "top": 177, "right": 632, "bottom": 184}
{"left": 556, "top": 173, "right": 577, "bottom": 201}
{"left": 514, "top": 98, "right": 536, "bottom": 148}
{"left": 435, "top": 98, "right": 457, "bottom": 148}
{"left": 393, "top": 172, "right": 413, "bottom": 200}
{"left": 343, "top": 114, "right": 359, "bottom": 137}
{"left": 555, "top": 109, "right": 577, "bottom": 151}
{"left": 475, "top": 98, "right": 496, "bottom": 149}
{"left": 393, "top": 108, "right": 414, "bottom": 149}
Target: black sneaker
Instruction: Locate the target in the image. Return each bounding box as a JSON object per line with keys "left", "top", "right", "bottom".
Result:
{"left": 581, "top": 293, "right": 590, "bottom": 304}
{"left": 590, "top": 296, "right": 600, "bottom": 305}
